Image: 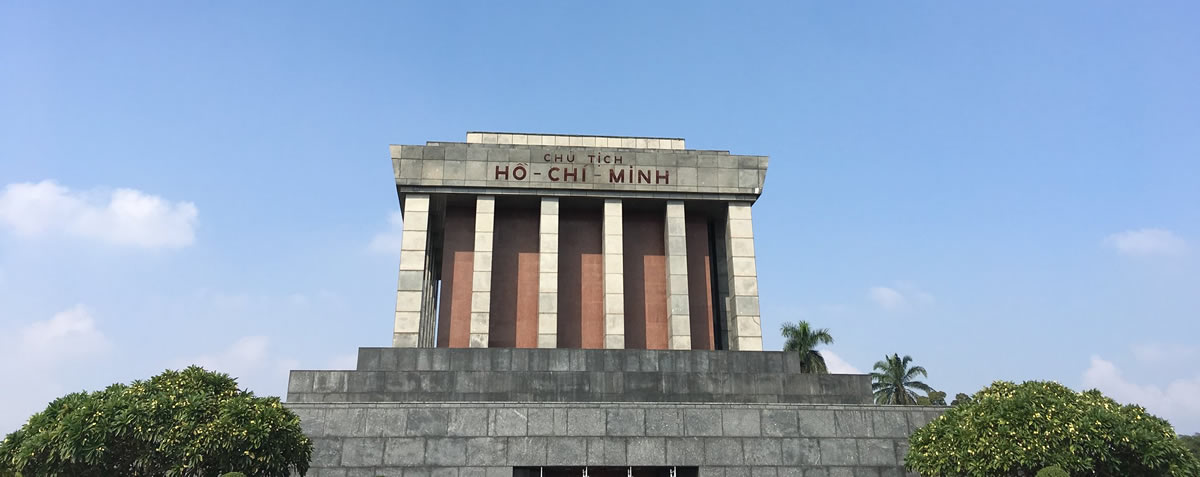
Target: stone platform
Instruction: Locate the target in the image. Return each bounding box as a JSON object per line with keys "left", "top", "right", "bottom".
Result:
{"left": 285, "top": 348, "right": 942, "bottom": 477}
{"left": 288, "top": 348, "right": 870, "bottom": 405}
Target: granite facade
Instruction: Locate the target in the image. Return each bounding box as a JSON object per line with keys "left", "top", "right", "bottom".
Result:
{"left": 287, "top": 401, "right": 942, "bottom": 477}
{"left": 286, "top": 349, "right": 944, "bottom": 476}
{"left": 388, "top": 141, "right": 768, "bottom": 201}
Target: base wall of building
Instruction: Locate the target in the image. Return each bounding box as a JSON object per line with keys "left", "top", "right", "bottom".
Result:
{"left": 286, "top": 349, "right": 942, "bottom": 477}
{"left": 287, "top": 401, "right": 941, "bottom": 477}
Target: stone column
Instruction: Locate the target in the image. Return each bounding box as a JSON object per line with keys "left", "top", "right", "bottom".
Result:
{"left": 602, "top": 199, "right": 625, "bottom": 349}
{"left": 469, "top": 196, "right": 495, "bottom": 348}
{"left": 419, "top": 252, "right": 437, "bottom": 347}
{"left": 537, "top": 197, "right": 559, "bottom": 348}
{"left": 393, "top": 194, "right": 430, "bottom": 347}
{"left": 664, "top": 201, "right": 692, "bottom": 350}
{"left": 725, "top": 202, "right": 763, "bottom": 351}
{"left": 711, "top": 218, "right": 731, "bottom": 350}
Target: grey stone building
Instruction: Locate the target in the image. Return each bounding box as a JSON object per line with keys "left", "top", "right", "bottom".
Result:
{"left": 286, "top": 133, "right": 941, "bottom": 477}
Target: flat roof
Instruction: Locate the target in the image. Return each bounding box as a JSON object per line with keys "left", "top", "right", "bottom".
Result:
{"left": 465, "top": 132, "right": 685, "bottom": 150}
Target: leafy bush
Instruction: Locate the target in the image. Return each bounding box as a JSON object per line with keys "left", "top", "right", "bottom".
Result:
{"left": 1182, "top": 433, "right": 1200, "bottom": 460}
{"left": 221, "top": 473, "right": 248, "bottom": 477}
{"left": 0, "top": 366, "right": 311, "bottom": 476}
{"left": 905, "top": 380, "right": 1200, "bottom": 477}
{"left": 1035, "top": 465, "right": 1069, "bottom": 477}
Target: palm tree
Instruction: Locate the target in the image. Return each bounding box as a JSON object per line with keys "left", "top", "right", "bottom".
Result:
{"left": 871, "top": 353, "right": 933, "bottom": 405}
{"left": 780, "top": 321, "right": 834, "bottom": 373}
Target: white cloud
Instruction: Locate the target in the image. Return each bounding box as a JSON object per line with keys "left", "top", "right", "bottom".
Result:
{"left": 367, "top": 210, "right": 405, "bottom": 255}
{"left": 0, "top": 180, "right": 197, "bottom": 248}
{"left": 1131, "top": 343, "right": 1198, "bottom": 364}
{"left": 0, "top": 305, "right": 112, "bottom": 433}
{"left": 868, "top": 287, "right": 907, "bottom": 310}
{"left": 188, "top": 335, "right": 271, "bottom": 371}
{"left": 820, "top": 349, "right": 862, "bottom": 374}
{"left": 1105, "top": 228, "right": 1188, "bottom": 257}
{"left": 1082, "top": 355, "right": 1200, "bottom": 433}
{"left": 176, "top": 336, "right": 297, "bottom": 398}
{"left": 18, "top": 305, "right": 109, "bottom": 359}
{"left": 868, "top": 283, "right": 934, "bottom": 311}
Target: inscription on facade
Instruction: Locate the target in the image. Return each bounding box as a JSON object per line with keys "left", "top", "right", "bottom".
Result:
{"left": 491, "top": 151, "right": 671, "bottom": 185}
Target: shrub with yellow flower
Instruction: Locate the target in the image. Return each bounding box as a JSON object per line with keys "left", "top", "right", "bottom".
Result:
{"left": 0, "top": 366, "right": 311, "bottom": 476}
{"left": 905, "top": 380, "right": 1199, "bottom": 477}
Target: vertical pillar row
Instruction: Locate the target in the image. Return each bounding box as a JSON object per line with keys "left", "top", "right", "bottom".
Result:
{"left": 419, "top": 247, "right": 437, "bottom": 347}
{"left": 602, "top": 199, "right": 625, "bottom": 349}
{"left": 725, "top": 202, "right": 763, "bottom": 351}
{"left": 537, "top": 197, "right": 559, "bottom": 348}
{"left": 712, "top": 217, "right": 731, "bottom": 350}
{"left": 468, "top": 196, "right": 495, "bottom": 348}
{"left": 392, "top": 194, "right": 431, "bottom": 347}
{"left": 664, "top": 201, "right": 692, "bottom": 350}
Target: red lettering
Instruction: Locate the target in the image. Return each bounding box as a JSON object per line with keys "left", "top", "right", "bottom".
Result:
{"left": 608, "top": 169, "right": 625, "bottom": 183}
{"left": 495, "top": 165, "right": 509, "bottom": 180}
{"left": 637, "top": 169, "right": 651, "bottom": 184}
{"left": 548, "top": 166, "right": 560, "bottom": 181}
{"left": 563, "top": 167, "right": 578, "bottom": 182}
{"left": 656, "top": 170, "right": 670, "bottom": 185}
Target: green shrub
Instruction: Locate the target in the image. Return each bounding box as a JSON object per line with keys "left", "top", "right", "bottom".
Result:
{"left": 0, "top": 366, "right": 311, "bottom": 476}
{"left": 1035, "top": 465, "right": 1069, "bottom": 477}
{"left": 221, "top": 473, "right": 248, "bottom": 477}
{"left": 905, "top": 380, "right": 1200, "bottom": 477}
{"left": 1182, "top": 433, "right": 1200, "bottom": 460}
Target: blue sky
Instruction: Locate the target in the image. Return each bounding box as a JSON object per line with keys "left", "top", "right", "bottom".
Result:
{"left": 2, "top": 2, "right": 1198, "bottom": 434}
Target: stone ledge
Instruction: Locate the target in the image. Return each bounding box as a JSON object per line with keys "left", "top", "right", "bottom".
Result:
{"left": 353, "top": 348, "right": 808, "bottom": 374}
{"left": 286, "top": 371, "right": 869, "bottom": 405}
{"left": 286, "top": 348, "right": 872, "bottom": 405}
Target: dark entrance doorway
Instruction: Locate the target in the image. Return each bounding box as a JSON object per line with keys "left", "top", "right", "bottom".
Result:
{"left": 514, "top": 467, "right": 699, "bottom": 477}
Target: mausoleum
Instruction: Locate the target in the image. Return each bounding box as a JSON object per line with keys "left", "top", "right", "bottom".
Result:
{"left": 285, "top": 132, "right": 940, "bottom": 477}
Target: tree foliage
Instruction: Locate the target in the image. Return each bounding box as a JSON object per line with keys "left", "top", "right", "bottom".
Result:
{"left": 951, "top": 392, "right": 974, "bottom": 407}
{"left": 917, "top": 390, "right": 948, "bottom": 406}
{"left": 780, "top": 321, "right": 833, "bottom": 374}
{"left": 871, "top": 354, "right": 933, "bottom": 405}
{"left": 1034, "top": 465, "right": 1068, "bottom": 477}
{"left": 906, "top": 380, "right": 1200, "bottom": 477}
{"left": 0, "top": 366, "right": 311, "bottom": 477}
{"left": 1181, "top": 433, "right": 1200, "bottom": 460}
